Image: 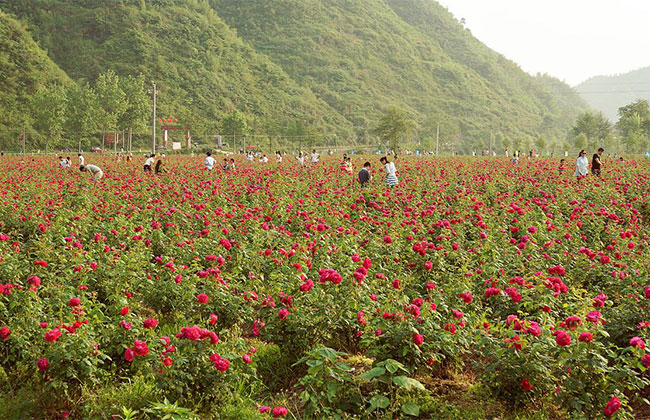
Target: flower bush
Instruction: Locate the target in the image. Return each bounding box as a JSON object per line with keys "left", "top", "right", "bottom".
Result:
{"left": 0, "top": 155, "right": 649, "bottom": 418}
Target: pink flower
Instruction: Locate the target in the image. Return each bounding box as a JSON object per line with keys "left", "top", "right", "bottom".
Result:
{"left": 124, "top": 347, "right": 134, "bottom": 362}
{"left": 37, "top": 357, "right": 50, "bottom": 371}
{"left": 211, "top": 354, "right": 230, "bottom": 372}
{"left": 413, "top": 333, "right": 424, "bottom": 346}
{"left": 278, "top": 308, "right": 289, "bottom": 320}
{"left": 209, "top": 313, "right": 218, "bottom": 326}
{"left": 554, "top": 330, "right": 571, "bottom": 347}
{"left": 27, "top": 276, "right": 41, "bottom": 287}
{"left": 133, "top": 340, "right": 149, "bottom": 356}
{"left": 197, "top": 293, "right": 209, "bottom": 304}
{"left": 460, "top": 292, "right": 473, "bottom": 304}
{"left": 630, "top": 336, "right": 646, "bottom": 349}
{"left": 272, "top": 407, "right": 288, "bottom": 418}
{"left": 120, "top": 306, "right": 129, "bottom": 316}
{"left": 578, "top": 332, "right": 593, "bottom": 343}
{"left": 603, "top": 396, "right": 620, "bottom": 417}
{"left": 585, "top": 311, "right": 602, "bottom": 324}
{"left": 642, "top": 354, "right": 650, "bottom": 368}
{"left": 0, "top": 326, "right": 10, "bottom": 340}
{"left": 68, "top": 297, "right": 81, "bottom": 307}
{"left": 259, "top": 406, "right": 271, "bottom": 414}
{"left": 242, "top": 353, "right": 253, "bottom": 363}
{"left": 383, "top": 235, "right": 393, "bottom": 244}
{"left": 45, "top": 328, "right": 62, "bottom": 343}
{"left": 162, "top": 357, "right": 173, "bottom": 366}
{"left": 521, "top": 378, "right": 532, "bottom": 391}
{"left": 143, "top": 318, "right": 158, "bottom": 329}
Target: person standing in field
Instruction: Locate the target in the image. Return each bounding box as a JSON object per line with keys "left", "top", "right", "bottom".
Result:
{"left": 297, "top": 152, "right": 305, "bottom": 166}
{"left": 78, "top": 153, "right": 85, "bottom": 167}
{"left": 205, "top": 151, "right": 216, "bottom": 170}
{"left": 80, "top": 164, "right": 103, "bottom": 182}
{"left": 144, "top": 154, "right": 155, "bottom": 172}
{"left": 155, "top": 155, "right": 165, "bottom": 174}
{"left": 358, "top": 161, "right": 372, "bottom": 188}
{"left": 576, "top": 150, "right": 588, "bottom": 179}
{"left": 380, "top": 156, "right": 399, "bottom": 187}
{"left": 592, "top": 147, "right": 604, "bottom": 176}
{"left": 311, "top": 149, "right": 319, "bottom": 164}
{"left": 558, "top": 159, "right": 566, "bottom": 174}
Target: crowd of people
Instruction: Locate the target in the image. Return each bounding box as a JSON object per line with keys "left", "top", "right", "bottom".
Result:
{"left": 57, "top": 146, "right": 621, "bottom": 187}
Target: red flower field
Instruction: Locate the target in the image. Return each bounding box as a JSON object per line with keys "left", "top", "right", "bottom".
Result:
{"left": 0, "top": 155, "right": 649, "bottom": 419}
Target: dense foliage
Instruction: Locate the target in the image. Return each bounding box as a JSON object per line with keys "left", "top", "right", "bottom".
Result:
{"left": 2, "top": 0, "right": 349, "bottom": 140}
{"left": 1, "top": 155, "right": 650, "bottom": 419}
{"left": 213, "top": 0, "right": 588, "bottom": 149}
{"left": 0, "top": 11, "right": 69, "bottom": 132}
{"left": 3, "top": 0, "right": 588, "bottom": 151}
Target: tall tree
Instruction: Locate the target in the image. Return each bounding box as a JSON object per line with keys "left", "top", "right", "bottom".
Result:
{"left": 220, "top": 110, "right": 249, "bottom": 150}
{"left": 30, "top": 84, "right": 66, "bottom": 152}
{"left": 95, "top": 70, "right": 127, "bottom": 137}
{"left": 374, "top": 107, "right": 415, "bottom": 157}
{"left": 65, "top": 83, "right": 100, "bottom": 150}
{"left": 617, "top": 100, "right": 650, "bottom": 153}
{"left": 119, "top": 74, "right": 149, "bottom": 133}
{"left": 570, "top": 111, "right": 612, "bottom": 150}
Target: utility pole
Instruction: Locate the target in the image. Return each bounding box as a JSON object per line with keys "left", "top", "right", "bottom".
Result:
{"left": 22, "top": 125, "right": 26, "bottom": 155}
{"left": 151, "top": 82, "right": 157, "bottom": 154}
{"left": 435, "top": 124, "right": 440, "bottom": 155}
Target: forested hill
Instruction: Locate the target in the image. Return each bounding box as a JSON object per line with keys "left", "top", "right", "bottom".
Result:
{"left": 3, "top": 0, "right": 588, "bottom": 150}
{"left": 211, "top": 0, "right": 588, "bottom": 147}
{"left": 576, "top": 67, "right": 650, "bottom": 122}
{"left": 0, "top": 11, "right": 70, "bottom": 132}
{"left": 1, "top": 0, "right": 350, "bottom": 137}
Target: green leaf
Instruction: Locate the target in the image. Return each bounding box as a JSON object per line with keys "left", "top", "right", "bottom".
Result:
{"left": 300, "top": 390, "right": 310, "bottom": 403}
{"left": 393, "top": 376, "right": 426, "bottom": 390}
{"left": 384, "top": 359, "right": 404, "bottom": 374}
{"left": 401, "top": 403, "right": 420, "bottom": 416}
{"left": 315, "top": 347, "right": 341, "bottom": 362}
{"left": 306, "top": 359, "right": 324, "bottom": 367}
{"left": 335, "top": 361, "right": 351, "bottom": 371}
{"left": 369, "top": 394, "right": 390, "bottom": 411}
{"left": 359, "top": 366, "right": 386, "bottom": 379}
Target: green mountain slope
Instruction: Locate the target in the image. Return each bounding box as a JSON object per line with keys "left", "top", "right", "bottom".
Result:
{"left": 576, "top": 67, "right": 650, "bottom": 121}
{"left": 211, "top": 0, "right": 588, "bottom": 146}
{"left": 3, "top": 0, "right": 589, "bottom": 150}
{"left": 2, "top": 0, "right": 351, "bottom": 137}
{"left": 0, "top": 10, "right": 69, "bottom": 132}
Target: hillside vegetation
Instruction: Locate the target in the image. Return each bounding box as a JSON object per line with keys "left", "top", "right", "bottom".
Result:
{"left": 2, "top": 0, "right": 588, "bottom": 151}
{"left": 0, "top": 11, "right": 69, "bottom": 132}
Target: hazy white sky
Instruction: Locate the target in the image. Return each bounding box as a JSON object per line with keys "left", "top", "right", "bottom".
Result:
{"left": 436, "top": 0, "right": 650, "bottom": 86}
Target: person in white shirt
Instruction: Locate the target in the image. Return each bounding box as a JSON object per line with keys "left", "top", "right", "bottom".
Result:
{"left": 276, "top": 151, "right": 282, "bottom": 163}
{"left": 380, "top": 156, "right": 399, "bottom": 187}
{"left": 144, "top": 154, "right": 155, "bottom": 172}
{"left": 311, "top": 149, "right": 319, "bottom": 164}
{"left": 576, "top": 150, "right": 588, "bottom": 179}
{"left": 297, "top": 152, "right": 305, "bottom": 166}
{"left": 260, "top": 154, "right": 269, "bottom": 163}
{"left": 205, "top": 151, "right": 216, "bottom": 170}
{"left": 80, "top": 164, "right": 103, "bottom": 181}
{"left": 78, "top": 153, "right": 85, "bottom": 167}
